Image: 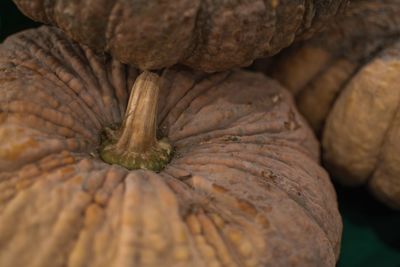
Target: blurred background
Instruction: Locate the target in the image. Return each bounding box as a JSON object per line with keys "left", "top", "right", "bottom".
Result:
{"left": 1, "top": 1, "right": 399, "bottom": 266}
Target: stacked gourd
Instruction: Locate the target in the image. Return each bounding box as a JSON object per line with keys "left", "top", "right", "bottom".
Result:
{"left": 5, "top": 0, "right": 395, "bottom": 266}
{"left": 268, "top": 0, "right": 400, "bottom": 209}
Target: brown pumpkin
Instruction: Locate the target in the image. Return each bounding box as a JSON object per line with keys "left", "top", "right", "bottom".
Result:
{"left": 0, "top": 26, "right": 342, "bottom": 266}
{"left": 266, "top": 0, "right": 400, "bottom": 208}
{"left": 13, "top": 0, "right": 349, "bottom": 72}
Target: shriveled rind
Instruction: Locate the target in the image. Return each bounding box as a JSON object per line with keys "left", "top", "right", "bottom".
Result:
{"left": 263, "top": 0, "right": 400, "bottom": 208}
{"left": 0, "top": 27, "right": 342, "bottom": 266}
{"left": 13, "top": 0, "right": 348, "bottom": 72}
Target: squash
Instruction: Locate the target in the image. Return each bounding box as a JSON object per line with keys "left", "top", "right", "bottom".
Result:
{"left": 267, "top": 0, "right": 400, "bottom": 208}
{"left": 0, "top": 26, "right": 342, "bottom": 266}
{"left": 12, "top": 0, "right": 348, "bottom": 72}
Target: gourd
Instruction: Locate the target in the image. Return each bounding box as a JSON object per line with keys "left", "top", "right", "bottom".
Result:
{"left": 12, "top": 0, "right": 349, "bottom": 72}
{"left": 268, "top": 0, "right": 400, "bottom": 208}
{"left": 0, "top": 26, "right": 342, "bottom": 267}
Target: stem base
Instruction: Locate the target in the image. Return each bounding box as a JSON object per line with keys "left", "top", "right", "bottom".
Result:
{"left": 100, "top": 134, "right": 172, "bottom": 172}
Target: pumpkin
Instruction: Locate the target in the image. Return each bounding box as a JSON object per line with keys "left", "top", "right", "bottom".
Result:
{"left": 12, "top": 0, "right": 349, "bottom": 72}
{"left": 0, "top": 26, "right": 342, "bottom": 267}
{"left": 266, "top": 0, "right": 400, "bottom": 208}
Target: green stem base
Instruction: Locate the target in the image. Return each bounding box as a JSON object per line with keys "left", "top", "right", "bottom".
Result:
{"left": 99, "top": 135, "right": 172, "bottom": 172}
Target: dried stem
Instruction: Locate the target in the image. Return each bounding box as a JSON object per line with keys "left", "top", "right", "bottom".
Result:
{"left": 99, "top": 71, "right": 172, "bottom": 171}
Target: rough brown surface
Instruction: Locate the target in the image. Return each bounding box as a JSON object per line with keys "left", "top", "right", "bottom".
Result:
{"left": 0, "top": 27, "right": 342, "bottom": 266}
{"left": 266, "top": 0, "right": 400, "bottom": 209}
{"left": 13, "top": 0, "right": 348, "bottom": 72}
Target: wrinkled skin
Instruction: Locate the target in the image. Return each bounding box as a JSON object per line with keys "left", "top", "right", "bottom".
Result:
{"left": 265, "top": 0, "right": 400, "bottom": 209}
{"left": 0, "top": 27, "right": 342, "bottom": 267}
{"left": 13, "top": 0, "right": 348, "bottom": 72}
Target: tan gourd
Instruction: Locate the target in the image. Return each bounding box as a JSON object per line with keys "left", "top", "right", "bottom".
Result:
{"left": 0, "top": 27, "right": 342, "bottom": 266}
{"left": 13, "top": 0, "right": 349, "bottom": 72}
{"left": 267, "top": 0, "right": 400, "bottom": 208}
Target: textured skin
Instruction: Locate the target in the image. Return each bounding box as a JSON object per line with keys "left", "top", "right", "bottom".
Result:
{"left": 12, "top": 0, "right": 348, "bottom": 72}
{"left": 0, "top": 27, "right": 342, "bottom": 266}
{"left": 266, "top": 0, "right": 400, "bottom": 209}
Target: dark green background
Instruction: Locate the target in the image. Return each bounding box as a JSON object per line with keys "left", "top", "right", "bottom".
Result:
{"left": 1, "top": 1, "right": 400, "bottom": 266}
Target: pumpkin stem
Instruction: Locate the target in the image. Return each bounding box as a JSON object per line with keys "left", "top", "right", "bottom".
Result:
{"left": 99, "top": 71, "right": 172, "bottom": 171}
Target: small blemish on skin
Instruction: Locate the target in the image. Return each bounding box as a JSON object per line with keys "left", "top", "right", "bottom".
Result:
{"left": 223, "top": 136, "right": 240, "bottom": 142}
{"left": 272, "top": 94, "right": 281, "bottom": 103}
{"left": 268, "top": 173, "right": 279, "bottom": 181}
{"left": 175, "top": 151, "right": 183, "bottom": 159}
{"left": 178, "top": 174, "right": 192, "bottom": 181}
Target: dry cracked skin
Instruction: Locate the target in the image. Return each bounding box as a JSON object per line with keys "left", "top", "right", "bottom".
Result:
{"left": 13, "top": 0, "right": 349, "bottom": 72}
{"left": 0, "top": 27, "right": 342, "bottom": 266}
{"left": 265, "top": 0, "right": 400, "bottom": 209}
